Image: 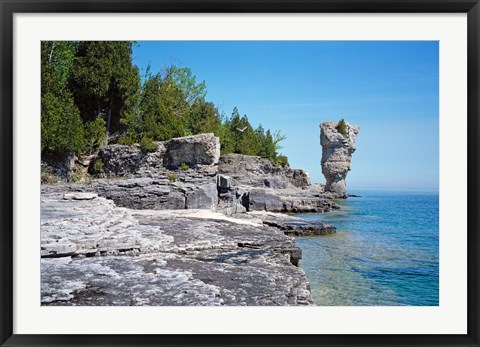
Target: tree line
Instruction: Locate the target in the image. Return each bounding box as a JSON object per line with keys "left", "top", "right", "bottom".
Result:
{"left": 41, "top": 41, "right": 288, "bottom": 165}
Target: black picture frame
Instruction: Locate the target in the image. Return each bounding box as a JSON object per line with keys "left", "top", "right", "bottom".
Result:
{"left": 1, "top": 1, "right": 479, "bottom": 346}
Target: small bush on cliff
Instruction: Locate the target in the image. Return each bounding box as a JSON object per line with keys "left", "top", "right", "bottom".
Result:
{"left": 336, "top": 119, "right": 348, "bottom": 138}
{"left": 168, "top": 174, "right": 177, "bottom": 182}
{"left": 41, "top": 165, "right": 58, "bottom": 184}
{"left": 139, "top": 136, "right": 158, "bottom": 153}
{"left": 275, "top": 155, "right": 289, "bottom": 166}
{"left": 92, "top": 159, "right": 105, "bottom": 174}
{"left": 180, "top": 162, "right": 190, "bottom": 171}
{"left": 69, "top": 172, "right": 79, "bottom": 183}
{"left": 117, "top": 137, "right": 135, "bottom": 146}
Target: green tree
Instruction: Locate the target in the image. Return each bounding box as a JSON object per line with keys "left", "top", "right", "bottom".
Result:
{"left": 188, "top": 99, "right": 221, "bottom": 135}
{"left": 41, "top": 41, "right": 85, "bottom": 157}
{"left": 84, "top": 118, "right": 107, "bottom": 154}
{"left": 138, "top": 72, "right": 188, "bottom": 140}
{"left": 218, "top": 121, "right": 235, "bottom": 154}
{"left": 41, "top": 91, "right": 85, "bottom": 156}
{"left": 167, "top": 66, "right": 206, "bottom": 105}
{"left": 236, "top": 115, "right": 258, "bottom": 156}
{"left": 70, "top": 41, "right": 140, "bottom": 134}
{"left": 263, "top": 129, "right": 276, "bottom": 160}
{"left": 272, "top": 130, "right": 287, "bottom": 154}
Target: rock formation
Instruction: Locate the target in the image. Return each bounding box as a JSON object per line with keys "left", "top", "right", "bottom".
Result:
{"left": 40, "top": 132, "right": 348, "bottom": 306}
{"left": 320, "top": 121, "right": 360, "bottom": 197}
{"left": 95, "top": 133, "right": 220, "bottom": 177}
{"left": 164, "top": 133, "right": 220, "bottom": 169}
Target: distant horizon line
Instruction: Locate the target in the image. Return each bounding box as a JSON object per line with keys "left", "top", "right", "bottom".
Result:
{"left": 308, "top": 183, "right": 439, "bottom": 192}
{"left": 347, "top": 186, "right": 439, "bottom": 192}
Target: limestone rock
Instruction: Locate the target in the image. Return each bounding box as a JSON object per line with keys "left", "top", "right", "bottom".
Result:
{"left": 320, "top": 121, "right": 360, "bottom": 197}
{"left": 164, "top": 133, "right": 220, "bottom": 169}
{"left": 40, "top": 193, "right": 312, "bottom": 306}
{"left": 63, "top": 192, "right": 98, "bottom": 200}
{"left": 95, "top": 143, "right": 165, "bottom": 177}
{"left": 96, "top": 133, "right": 220, "bottom": 177}
{"left": 218, "top": 154, "right": 311, "bottom": 189}
{"left": 217, "top": 174, "right": 232, "bottom": 190}
{"left": 241, "top": 211, "right": 336, "bottom": 236}
{"left": 185, "top": 184, "right": 218, "bottom": 209}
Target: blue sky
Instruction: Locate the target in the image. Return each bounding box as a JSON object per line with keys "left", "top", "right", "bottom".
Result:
{"left": 133, "top": 41, "right": 439, "bottom": 190}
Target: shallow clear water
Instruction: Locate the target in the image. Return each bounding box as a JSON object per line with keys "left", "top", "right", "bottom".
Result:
{"left": 295, "top": 190, "right": 439, "bottom": 306}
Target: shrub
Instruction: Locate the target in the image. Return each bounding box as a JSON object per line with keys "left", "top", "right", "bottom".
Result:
{"left": 139, "top": 136, "right": 158, "bottom": 153}
{"left": 275, "top": 155, "right": 289, "bottom": 166}
{"left": 92, "top": 159, "right": 105, "bottom": 174}
{"left": 180, "top": 162, "right": 190, "bottom": 171}
{"left": 84, "top": 118, "right": 106, "bottom": 154}
{"left": 118, "top": 137, "right": 135, "bottom": 146}
{"left": 69, "top": 172, "right": 79, "bottom": 183}
{"left": 336, "top": 119, "right": 348, "bottom": 138}
{"left": 41, "top": 166, "right": 58, "bottom": 184}
{"left": 168, "top": 174, "right": 177, "bottom": 182}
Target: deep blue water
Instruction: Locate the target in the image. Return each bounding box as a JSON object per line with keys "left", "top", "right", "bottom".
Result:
{"left": 295, "top": 190, "right": 439, "bottom": 306}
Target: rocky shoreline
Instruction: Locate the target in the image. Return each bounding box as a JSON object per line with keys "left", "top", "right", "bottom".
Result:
{"left": 41, "top": 121, "right": 359, "bottom": 306}
{"left": 41, "top": 193, "right": 313, "bottom": 305}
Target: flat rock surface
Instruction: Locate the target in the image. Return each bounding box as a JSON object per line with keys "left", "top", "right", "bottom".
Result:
{"left": 41, "top": 193, "right": 312, "bottom": 306}
{"left": 242, "top": 211, "right": 336, "bottom": 236}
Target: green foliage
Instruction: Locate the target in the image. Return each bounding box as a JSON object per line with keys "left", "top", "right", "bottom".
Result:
{"left": 69, "top": 172, "right": 79, "bottom": 183}
{"left": 275, "top": 155, "right": 289, "bottom": 166}
{"left": 218, "top": 107, "right": 288, "bottom": 162}
{"left": 41, "top": 41, "right": 289, "bottom": 167}
{"left": 41, "top": 165, "right": 58, "bottom": 184}
{"left": 180, "top": 162, "right": 190, "bottom": 171}
{"left": 188, "top": 99, "right": 221, "bottom": 135}
{"left": 92, "top": 159, "right": 105, "bottom": 174}
{"left": 168, "top": 66, "right": 207, "bottom": 104}
{"left": 84, "top": 118, "right": 106, "bottom": 154}
{"left": 218, "top": 122, "right": 235, "bottom": 154}
{"left": 117, "top": 137, "right": 135, "bottom": 146}
{"left": 336, "top": 119, "right": 348, "bottom": 138}
{"left": 138, "top": 73, "right": 188, "bottom": 140}
{"left": 139, "top": 136, "right": 158, "bottom": 153}
{"left": 70, "top": 41, "right": 140, "bottom": 134}
{"left": 41, "top": 41, "right": 85, "bottom": 157}
{"left": 168, "top": 174, "right": 177, "bottom": 182}
{"left": 41, "top": 91, "right": 85, "bottom": 156}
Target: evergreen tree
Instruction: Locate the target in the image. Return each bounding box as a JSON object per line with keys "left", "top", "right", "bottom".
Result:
{"left": 264, "top": 129, "right": 276, "bottom": 160}
{"left": 189, "top": 99, "right": 221, "bottom": 135}
{"left": 41, "top": 41, "right": 85, "bottom": 157}
{"left": 255, "top": 124, "right": 267, "bottom": 157}
{"left": 237, "top": 115, "right": 258, "bottom": 156}
{"left": 70, "top": 41, "right": 140, "bottom": 134}
{"left": 138, "top": 72, "right": 188, "bottom": 140}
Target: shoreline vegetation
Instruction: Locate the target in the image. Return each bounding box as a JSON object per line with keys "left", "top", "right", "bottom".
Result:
{"left": 42, "top": 41, "right": 288, "bottom": 173}
{"left": 41, "top": 41, "right": 360, "bottom": 306}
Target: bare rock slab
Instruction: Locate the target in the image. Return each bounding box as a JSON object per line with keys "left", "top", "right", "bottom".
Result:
{"left": 41, "top": 193, "right": 312, "bottom": 306}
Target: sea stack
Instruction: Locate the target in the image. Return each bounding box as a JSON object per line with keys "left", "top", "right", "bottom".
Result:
{"left": 320, "top": 120, "right": 360, "bottom": 197}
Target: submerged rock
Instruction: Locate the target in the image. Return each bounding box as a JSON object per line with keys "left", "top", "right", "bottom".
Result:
{"left": 320, "top": 120, "right": 360, "bottom": 197}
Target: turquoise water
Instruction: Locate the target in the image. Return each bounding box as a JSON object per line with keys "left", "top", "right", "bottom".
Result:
{"left": 295, "top": 190, "right": 439, "bottom": 306}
